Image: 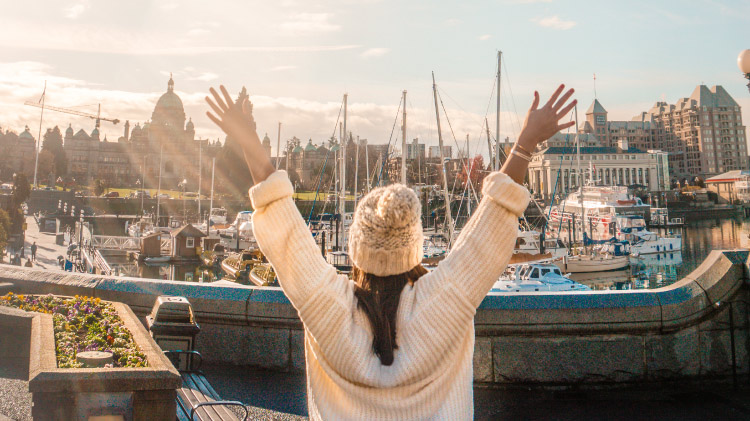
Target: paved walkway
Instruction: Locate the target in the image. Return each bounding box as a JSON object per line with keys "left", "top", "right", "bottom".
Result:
{"left": 20, "top": 216, "right": 69, "bottom": 272}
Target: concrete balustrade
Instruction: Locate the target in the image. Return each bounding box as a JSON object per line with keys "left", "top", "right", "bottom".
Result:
{"left": 2, "top": 249, "right": 749, "bottom": 388}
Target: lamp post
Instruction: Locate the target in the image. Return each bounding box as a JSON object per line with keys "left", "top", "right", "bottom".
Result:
{"left": 179, "top": 178, "right": 187, "bottom": 222}
{"left": 739, "top": 49, "right": 750, "bottom": 93}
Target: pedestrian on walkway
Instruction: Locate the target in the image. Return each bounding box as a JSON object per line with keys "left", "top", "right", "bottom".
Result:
{"left": 24, "top": 259, "right": 32, "bottom": 268}
{"left": 207, "top": 83, "right": 576, "bottom": 420}
{"left": 31, "top": 242, "right": 37, "bottom": 261}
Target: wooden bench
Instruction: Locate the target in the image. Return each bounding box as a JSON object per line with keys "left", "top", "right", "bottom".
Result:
{"left": 164, "top": 351, "right": 249, "bottom": 421}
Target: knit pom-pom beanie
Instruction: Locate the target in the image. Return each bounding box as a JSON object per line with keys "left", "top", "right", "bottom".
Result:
{"left": 348, "top": 184, "right": 423, "bottom": 276}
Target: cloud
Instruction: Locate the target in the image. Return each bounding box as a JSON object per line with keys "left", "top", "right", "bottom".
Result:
{"left": 280, "top": 13, "right": 341, "bottom": 33}
{"left": 64, "top": 2, "right": 88, "bottom": 19}
{"left": 0, "top": 19, "right": 358, "bottom": 56}
{"left": 268, "top": 65, "right": 297, "bottom": 71}
{"left": 187, "top": 28, "right": 211, "bottom": 36}
{"left": 478, "top": 34, "right": 491, "bottom": 41}
{"left": 445, "top": 18, "right": 462, "bottom": 26}
{"left": 532, "top": 15, "right": 577, "bottom": 30}
{"left": 360, "top": 48, "right": 390, "bottom": 58}
{"left": 0, "top": 61, "right": 525, "bottom": 160}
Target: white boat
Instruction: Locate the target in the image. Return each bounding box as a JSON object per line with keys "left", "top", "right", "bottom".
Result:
{"left": 615, "top": 215, "right": 681, "bottom": 255}
{"left": 220, "top": 211, "right": 257, "bottom": 250}
{"left": 735, "top": 172, "right": 750, "bottom": 204}
{"left": 649, "top": 208, "right": 684, "bottom": 227}
{"left": 127, "top": 218, "right": 155, "bottom": 238}
{"left": 143, "top": 255, "right": 170, "bottom": 265}
{"left": 491, "top": 263, "right": 590, "bottom": 292}
{"left": 514, "top": 230, "right": 569, "bottom": 258}
{"left": 209, "top": 207, "right": 228, "bottom": 225}
{"left": 548, "top": 184, "right": 650, "bottom": 239}
{"left": 557, "top": 253, "right": 630, "bottom": 273}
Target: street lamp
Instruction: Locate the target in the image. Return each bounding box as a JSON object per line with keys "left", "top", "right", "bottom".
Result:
{"left": 179, "top": 178, "right": 187, "bottom": 221}
{"left": 739, "top": 49, "right": 750, "bottom": 93}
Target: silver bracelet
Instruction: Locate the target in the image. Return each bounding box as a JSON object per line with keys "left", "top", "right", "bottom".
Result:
{"left": 511, "top": 149, "right": 531, "bottom": 162}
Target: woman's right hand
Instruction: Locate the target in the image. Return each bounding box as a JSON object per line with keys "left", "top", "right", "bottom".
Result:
{"left": 205, "top": 85, "right": 257, "bottom": 142}
{"left": 205, "top": 85, "right": 275, "bottom": 184}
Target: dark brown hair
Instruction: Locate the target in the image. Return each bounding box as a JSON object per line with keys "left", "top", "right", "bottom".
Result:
{"left": 352, "top": 264, "right": 428, "bottom": 366}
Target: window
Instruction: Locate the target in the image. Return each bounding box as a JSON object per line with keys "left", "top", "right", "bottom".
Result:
{"left": 186, "top": 237, "right": 195, "bottom": 248}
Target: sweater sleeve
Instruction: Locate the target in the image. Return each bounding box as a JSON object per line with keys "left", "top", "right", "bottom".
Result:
{"left": 249, "top": 171, "right": 341, "bottom": 310}
{"left": 416, "top": 172, "right": 530, "bottom": 310}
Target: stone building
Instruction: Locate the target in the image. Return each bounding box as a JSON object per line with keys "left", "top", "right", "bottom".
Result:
{"left": 528, "top": 134, "right": 669, "bottom": 201}
{"left": 63, "top": 75, "right": 221, "bottom": 188}
{"left": 578, "top": 85, "right": 747, "bottom": 180}
{"left": 0, "top": 126, "right": 36, "bottom": 178}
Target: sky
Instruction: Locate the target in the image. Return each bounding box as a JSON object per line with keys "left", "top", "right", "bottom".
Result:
{"left": 1, "top": 0, "right": 749, "bottom": 159}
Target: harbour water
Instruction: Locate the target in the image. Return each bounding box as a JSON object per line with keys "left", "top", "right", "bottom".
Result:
{"left": 99, "top": 216, "right": 749, "bottom": 289}
{"left": 572, "top": 217, "right": 747, "bottom": 290}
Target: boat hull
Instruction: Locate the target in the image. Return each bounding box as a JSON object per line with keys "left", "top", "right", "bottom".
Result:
{"left": 558, "top": 255, "right": 629, "bottom": 273}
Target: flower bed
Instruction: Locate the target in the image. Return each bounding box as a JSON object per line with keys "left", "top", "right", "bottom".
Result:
{"left": 0, "top": 293, "right": 147, "bottom": 368}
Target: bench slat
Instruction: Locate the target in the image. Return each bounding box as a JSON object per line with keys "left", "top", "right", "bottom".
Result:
{"left": 180, "top": 372, "right": 240, "bottom": 421}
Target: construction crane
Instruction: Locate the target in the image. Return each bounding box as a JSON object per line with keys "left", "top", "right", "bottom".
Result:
{"left": 25, "top": 81, "right": 121, "bottom": 188}
{"left": 23, "top": 102, "right": 120, "bottom": 126}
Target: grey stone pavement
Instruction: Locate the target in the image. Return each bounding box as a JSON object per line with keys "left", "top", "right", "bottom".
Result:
{"left": 14, "top": 216, "right": 68, "bottom": 272}
{"left": 4, "top": 365, "right": 750, "bottom": 420}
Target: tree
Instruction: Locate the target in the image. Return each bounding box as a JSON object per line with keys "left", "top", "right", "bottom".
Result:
{"left": 37, "top": 150, "right": 55, "bottom": 182}
{"left": 458, "top": 155, "right": 485, "bottom": 190}
{"left": 42, "top": 126, "right": 67, "bottom": 177}
{"left": 0, "top": 209, "right": 9, "bottom": 260}
{"left": 11, "top": 173, "right": 30, "bottom": 208}
{"left": 94, "top": 179, "right": 106, "bottom": 196}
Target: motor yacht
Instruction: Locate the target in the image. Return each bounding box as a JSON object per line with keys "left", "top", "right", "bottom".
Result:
{"left": 491, "top": 263, "right": 590, "bottom": 292}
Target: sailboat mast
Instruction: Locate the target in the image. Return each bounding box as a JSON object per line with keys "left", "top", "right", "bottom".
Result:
{"left": 401, "top": 90, "right": 407, "bottom": 184}
{"left": 210, "top": 157, "right": 215, "bottom": 235}
{"left": 276, "top": 122, "right": 282, "bottom": 170}
{"left": 354, "top": 135, "right": 360, "bottom": 209}
{"left": 365, "top": 140, "right": 370, "bottom": 193}
{"left": 339, "top": 94, "right": 348, "bottom": 251}
{"left": 198, "top": 142, "right": 202, "bottom": 222}
{"left": 574, "top": 103, "right": 583, "bottom": 242}
{"left": 156, "top": 144, "right": 163, "bottom": 227}
{"left": 495, "top": 51, "right": 502, "bottom": 171}
{"left": 432, "top": 72, "right": 454, "bottom": 247}
{"left": 33, "top": 81, "right": 46, "bottom": 189}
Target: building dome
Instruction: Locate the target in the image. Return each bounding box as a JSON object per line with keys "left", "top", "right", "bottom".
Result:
{"left": 91, "top": 127, "right": 100, "bottom": 139}
{"left": 305, "top": 139, "right": 317, "bottom": 152}
{"left": 186, "top": 118, "right": 194, "bottom": 131}
{"left": 19, "top": 126, "right": 34, "bottom": 140}
{"left": 293, "top": 145, "right": 304, "bottom": 154}
{"left": 262, "top": 133, "right": 271, "bottom": 146}
{"left": 65, "top": 124, "right": 74, "bottom": 137}
{"left": 151, "top": 74, "right": 186, "bottom": 131}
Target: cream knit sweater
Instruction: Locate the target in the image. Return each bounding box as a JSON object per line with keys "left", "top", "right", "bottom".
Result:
{"left": 249, "top": 170, "right": 529, "bottom": 420}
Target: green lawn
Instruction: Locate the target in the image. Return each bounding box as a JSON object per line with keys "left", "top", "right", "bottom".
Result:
{"left": 293, "top": 191, "right": 356, "bottom": 201}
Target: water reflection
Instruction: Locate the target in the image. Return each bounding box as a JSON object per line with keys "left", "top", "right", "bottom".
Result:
{"left": 571, "top": 217, "right": 746, "bottom": 290}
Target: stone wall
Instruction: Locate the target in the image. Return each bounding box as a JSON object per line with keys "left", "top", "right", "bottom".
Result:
{"left": 1, "top": 249, "right": 749, "bottom": 388}
{"left": 0, "top": 306, "right": 38, "bottom": 380}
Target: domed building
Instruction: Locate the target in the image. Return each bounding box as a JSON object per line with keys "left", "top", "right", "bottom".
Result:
{"left": 64, "top": 75, "right": 222, "bottom": 187}
{"left": 0, "top": 126, "right": 36, "bottom": 178}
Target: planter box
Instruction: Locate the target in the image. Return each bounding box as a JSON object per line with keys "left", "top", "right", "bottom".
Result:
{"left": 28, "top": 301, "right": 181, "bottom": 420}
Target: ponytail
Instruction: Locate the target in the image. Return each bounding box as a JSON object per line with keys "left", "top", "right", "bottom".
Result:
{"left": 352, "top": 265, "right": 427, "bottom": 366}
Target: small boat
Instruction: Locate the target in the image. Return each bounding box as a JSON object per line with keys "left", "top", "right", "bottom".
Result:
{"left": 615, "top": 215, "right": 681, "bottom": 255}
{"left": 557, "top": 253, "right": 630, "bottom": 273}
{"left": 143, "top": 255, "right": 171, "bottom": 265}
{"left": 249, "top": 263, "right": 278, "bottom": 287}
{"left": 514, "top": 230, "right": 569, "bottom": 259}
{"left": 491, "top": 263, "right": 590, "bottom": 292}
{"left": 127, "top": 218, "right": 155, "bottom": 238}
{"left": 220, "top": 249, "right": 262, "bottom": 282}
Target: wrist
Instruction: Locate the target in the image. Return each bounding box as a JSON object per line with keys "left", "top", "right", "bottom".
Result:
{"left": 516, "top": 132, "right": 539, "bottom": 152}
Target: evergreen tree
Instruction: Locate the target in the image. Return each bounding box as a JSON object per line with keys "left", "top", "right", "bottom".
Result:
{"left": 42, "top": 126, "right": 67, "bottom": 177}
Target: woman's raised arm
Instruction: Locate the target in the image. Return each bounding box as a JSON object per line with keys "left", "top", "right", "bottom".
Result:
{"left": 205, "top": 85, "right": 275, "bottom": 185}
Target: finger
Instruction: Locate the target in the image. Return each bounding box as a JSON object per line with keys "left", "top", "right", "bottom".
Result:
{"left": 544, "top": 84, "right": 565, "bottom": 108}
{"left": 219, "top": 85, "right": 235, "bottom": 109}
{"left": 205, "top": 96, "right": 224, "bottom": 116}
{"left": 556, "top": 99, "right": 577, "bottom": 120}
{"left": 209, "top": 87, "right": 228, "bottom": 111}
{"left": 556, "top": 120, "right": 576, "bottom": 131}
{"left": 206, "top": 111, "right": 226, "bottom": 130}
{"left": 552, "top": 88, "right": 575, "bottom": 112}
{"left": 530, "top": 91, "right": 540, "bottom": 110}
{"left": 241, "top": 97, "right": 252, "bottom": 117}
